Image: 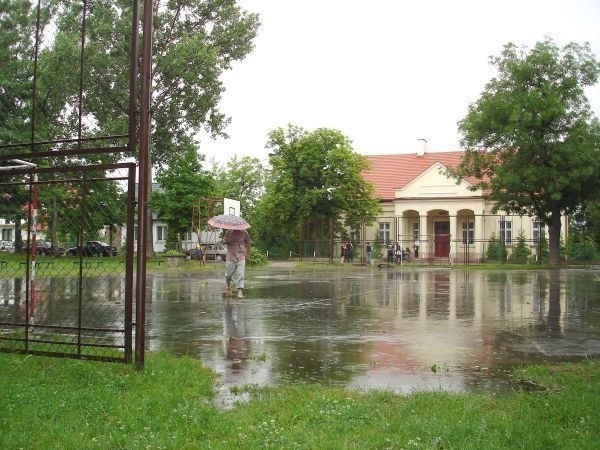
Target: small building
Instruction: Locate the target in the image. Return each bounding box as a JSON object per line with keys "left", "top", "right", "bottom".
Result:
{"left": 361, "top": 151, "right": 564, "bottom": 263}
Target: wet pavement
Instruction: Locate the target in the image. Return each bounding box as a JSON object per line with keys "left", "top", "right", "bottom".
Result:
{"left": 144, "top": 263, "right": 600, "bottom": 407}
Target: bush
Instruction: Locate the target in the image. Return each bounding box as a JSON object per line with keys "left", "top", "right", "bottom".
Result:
{"left": 372, "top": 233, "right": 384, "bottom": 262}
{"left": 486, "top": 232, "right": 506, "bottom": 261}
{"left": 508, "top": 229, "right": 531, "bottom": 264}
{"left": 533, "top": 231, "right": 549, "bottom": 263}
{"left": 247, "top": 247, "right": 268, "bottom": 267}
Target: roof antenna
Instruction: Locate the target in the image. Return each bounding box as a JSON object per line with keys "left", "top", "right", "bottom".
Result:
{"left": 417, "top": 138, "right": 427, "bottom": 156}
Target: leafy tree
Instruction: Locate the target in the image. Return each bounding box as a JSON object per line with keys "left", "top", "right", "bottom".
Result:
{"left": 508, "top": 229, "right": 531, "bottom": 264}
{"left": 567, "top": 227, "right": 599, "bottom": 261}
{"left": 451, "top": 39, "right": 600, "bottom": 266}
{"left": 570, "top": 200, "right": 600, "bottom": 250}
{"left": 47, "top": 0, "right": 260, "bottom": 168}
{"left": 3, "top": 1, "right": 259, "bottom": 259}
{"left": 42, "top": 0, "right": 259, "bottom": 257}
{"left": 0, "top": 0, "right": 57, "bottom": 148}
{"left": 259, "top": 125, "right": 381, "bottom": 248}
{"left": 152, "top": 147, "right": 215, "bottom": 249}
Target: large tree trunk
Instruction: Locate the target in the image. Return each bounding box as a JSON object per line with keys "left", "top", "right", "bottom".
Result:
{"left": 548, "top": 208, "right": 562, "bottom": 266}
{"left": 14, "top": 217, "right": 24, "bottom": 252}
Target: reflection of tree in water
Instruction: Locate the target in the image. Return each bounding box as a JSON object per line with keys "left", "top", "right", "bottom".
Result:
{"left": 547, "top": 276, "right": 561, "bottom": 337}
{"left": 224, "top": 302, "right": 250, "bottom": 373}
{"left": 532, "top": 272, "right": 561, "bottom": 336}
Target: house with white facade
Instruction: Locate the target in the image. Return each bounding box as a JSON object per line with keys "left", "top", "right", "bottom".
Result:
{"left": 124, "top": 184, "right": 232, "bottom": 253}
{"left": 361, "top": 151, "right": 565, "bottom": 262}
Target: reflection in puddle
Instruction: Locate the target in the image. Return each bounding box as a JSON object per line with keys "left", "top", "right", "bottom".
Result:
{"left": 5, "top": 266, "right": 597, "bottom": 407}
{"left": 141, "top": 267, "right": 600, "bottom": 407}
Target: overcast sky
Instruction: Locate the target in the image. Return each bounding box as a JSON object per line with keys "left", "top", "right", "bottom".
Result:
{"left": 198, "top": 0, "right": 600, "bottom": 166}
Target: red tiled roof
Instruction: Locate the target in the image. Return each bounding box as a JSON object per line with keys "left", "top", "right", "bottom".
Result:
{"left": 363, "top": 151, "right": 468, "bottom": 200}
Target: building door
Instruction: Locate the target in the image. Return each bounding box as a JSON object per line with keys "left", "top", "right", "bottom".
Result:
{"left": 434, "top": 221, "right": 450, "bottom": 257}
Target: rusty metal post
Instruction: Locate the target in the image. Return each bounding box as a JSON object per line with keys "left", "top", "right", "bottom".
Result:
{"left": 125, "top": 0, "right": 140, "bottom": 365}
{"left": 135, "top": 0, "right": 154, "bottom": 369}
{"left": 124, "top": 165, "right": 136, "bottom": 363}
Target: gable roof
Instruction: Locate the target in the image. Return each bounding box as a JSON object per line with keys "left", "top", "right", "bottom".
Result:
{"left": 363, "top": 151, "right": 469, "bottom": 200}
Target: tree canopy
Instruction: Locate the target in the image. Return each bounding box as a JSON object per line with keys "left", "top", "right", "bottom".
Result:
{"left": 211, "top": 155, "right": 267, "bottom": 225}
{"left": 152, "top": 148, "right": 215, "bottom": 247}
{"left": 257, "top": 125, "right": 381, "bottom": 248}
{"left": 46, "top": 0, "right": 260, "bottom": 168}
{"left": 0, "top": 0, "right": 56, "bottom": 148}
{"left": 451, "top": 39, "right": 600, "bottom": 265}
{"left": 2, "top": 0, "right": 260, "bottom": 170}
{"left": 1, "top": 0, "right": 259, "bottom": 256}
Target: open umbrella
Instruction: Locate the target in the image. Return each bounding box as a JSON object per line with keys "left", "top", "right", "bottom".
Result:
{"left": 207, "top": 214, "right": 251, "bottom": 230}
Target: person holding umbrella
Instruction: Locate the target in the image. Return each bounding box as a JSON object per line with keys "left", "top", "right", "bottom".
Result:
{"left": 208, "top": 214, "right": 252, "bottom": 300}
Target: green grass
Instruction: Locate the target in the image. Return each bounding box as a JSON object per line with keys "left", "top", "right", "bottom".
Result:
{"left": 1, "top": 352, "right": 598, "bottom": 449}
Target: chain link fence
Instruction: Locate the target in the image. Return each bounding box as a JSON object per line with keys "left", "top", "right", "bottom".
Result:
{"left": 289, "top": 214, "right": 599, "bottom": 266}
{"left": 0, "top": 163, "right": 135, "bottom": 362}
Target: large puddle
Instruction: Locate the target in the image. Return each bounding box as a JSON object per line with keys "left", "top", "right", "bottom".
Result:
{"left": 144, "top": 264, "right": 600, "bottom": 406}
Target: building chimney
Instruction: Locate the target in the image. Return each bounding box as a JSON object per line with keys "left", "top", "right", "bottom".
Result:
{"left": 417, "top": 138, "right": 427, "bottom": 156}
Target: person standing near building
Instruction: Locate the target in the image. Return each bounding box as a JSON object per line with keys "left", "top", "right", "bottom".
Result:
{"left": 347, "top": 241, "right": 354, "bottom": 263}
{"left": 366, "top": 242, "right": 372, "bottom": 265}
{"left": 195, "top": 242, "right": 205, "bottom": 267}
{"left": 223, "top": 229, "right": 252, "bottom": 299}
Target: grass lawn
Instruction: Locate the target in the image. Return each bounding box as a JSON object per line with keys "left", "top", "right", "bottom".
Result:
{"left": 0, "top": 352, "right": 598, "bottom": 449}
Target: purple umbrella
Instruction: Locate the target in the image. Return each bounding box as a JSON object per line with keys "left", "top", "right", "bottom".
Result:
{"left": 207, "top": 214, "right": 251, "bottom": 230}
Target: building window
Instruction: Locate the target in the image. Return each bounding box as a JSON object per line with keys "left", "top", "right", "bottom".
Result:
{"left": 133, "top": 226, "right": 138, "bottom": 241}
{"left": 1, "top": 229, "right": 12, "bottom": 241}
{"left": 499, "top": 220, "right": 512, "bottom": 244}
{"left": 379, "top": 222, "right": 390, "bottom": 244}
{"left": 462, "top": 221, "right": 474, "bottom": 244}
{"left": 156, "top": 225, "right": 167, "bottom": 241}
{"left": 350, "top": 229, "right": 360, "bottom": 243}
{"left": 533, "top": 221, "right": 545, "bottom": 243}
{"left": 412, "top": 222, "right": 419, "bottom": 243}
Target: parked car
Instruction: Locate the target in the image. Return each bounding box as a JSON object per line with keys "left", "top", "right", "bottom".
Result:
{"left": 66, "top": 241, "right": 117, "bottom": 257}
{"left": 0, "top": 241, "right": 15, "bottom": 253}
{"left": 184, "top": 243, "right": 227, "bottom": 261}
{"left": 24, "top": 241, "right": 52, "bottom": 255}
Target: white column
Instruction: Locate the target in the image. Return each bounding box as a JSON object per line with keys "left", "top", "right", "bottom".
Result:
{"left": 476, "top": 213, "right": 485, "bottom": 262}
{"left": 449, "top": 213, "right": 457, "bottom": 262}
{"left": 419, "top": 214, "right": 427, "bottom": 258}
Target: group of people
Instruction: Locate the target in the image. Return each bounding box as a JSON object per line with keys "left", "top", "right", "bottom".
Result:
{"left": 340, "top": 241, "right": 354, "bottom": 263}
{"left": 387, "top": 242, "right": 411, "bottom": 264}
{"left": 341, "top": 240, "right": 420, "bottom": 265}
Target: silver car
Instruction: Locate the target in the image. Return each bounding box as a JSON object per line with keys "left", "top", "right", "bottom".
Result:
{"left": 185, "top": 243, "right": 227, "bottom": 261}
{"left": 1, "top": 241, "right": 15, "bottom": 252}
